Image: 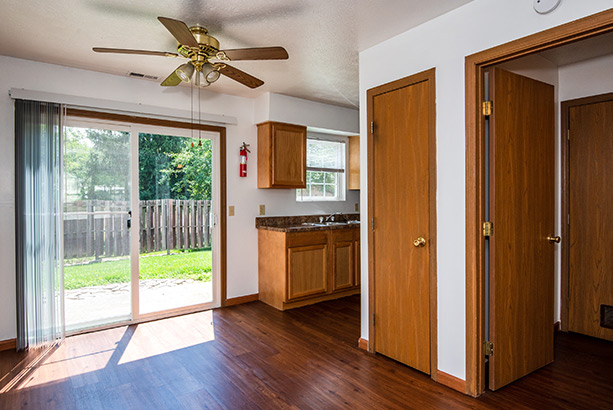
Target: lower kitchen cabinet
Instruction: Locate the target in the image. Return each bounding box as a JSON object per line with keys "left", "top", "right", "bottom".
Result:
{"left": 287, "top": 244, "right": 328, "bottom": 300}
{"left": 258, "top": 227, "right": 360, "bottom": 310}
{"left": 331, "top": 230, "right": 355, "bottom": 291}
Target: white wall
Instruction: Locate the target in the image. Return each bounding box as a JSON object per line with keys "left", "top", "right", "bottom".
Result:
{"left": 559, "top": 54, "right": 613, "bottom": 101}
{"left": 359, "top": 0, "right": 613, "bottom": 380}
{"left": 0, "top": 55, "right": 359, "bottom": 340}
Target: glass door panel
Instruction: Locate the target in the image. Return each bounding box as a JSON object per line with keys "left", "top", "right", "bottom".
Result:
{"left": 138, "top": 133, "right": 214, "bottom": 314}
{"left": 63, "top": 125, "right": 132, "bottom": 332}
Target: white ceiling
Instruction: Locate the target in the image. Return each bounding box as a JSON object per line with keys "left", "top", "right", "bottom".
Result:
{"left": 538, "top": 31, "right": 613, "bottom": 67}
{"left": 0, "top": 0, "right": 472, "bottom": 109}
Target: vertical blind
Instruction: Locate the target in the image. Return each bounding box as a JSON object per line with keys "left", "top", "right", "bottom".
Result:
{"left": 15, "top": 99, "right": 64, "bottom": 350}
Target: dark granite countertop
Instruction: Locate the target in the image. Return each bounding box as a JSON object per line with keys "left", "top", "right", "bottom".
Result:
{"left": 256, "top": 213, "right": 360, "bottom": 232}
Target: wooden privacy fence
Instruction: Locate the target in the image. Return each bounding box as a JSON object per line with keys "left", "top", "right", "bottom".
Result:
{"left": 63, "top": 199, "right": 211, "bottom": 259}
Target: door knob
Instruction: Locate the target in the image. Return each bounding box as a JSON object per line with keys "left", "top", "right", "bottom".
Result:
{"left": 547, "top": 235, "right": 561, "bottom": 244}
{"left": 413, "top": 237, "right": 427, "bottom": 247}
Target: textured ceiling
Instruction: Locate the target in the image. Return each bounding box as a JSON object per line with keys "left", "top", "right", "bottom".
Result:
{"left": 0, "top": 0, "right": 472, "bottom": 108}
{"left": 538, "top": 31, "right": 613, "bottom": 67}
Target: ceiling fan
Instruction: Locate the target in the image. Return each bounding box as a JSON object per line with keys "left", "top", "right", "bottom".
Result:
{"left": 93, "top": 16, "right": 289, "bottom": 89}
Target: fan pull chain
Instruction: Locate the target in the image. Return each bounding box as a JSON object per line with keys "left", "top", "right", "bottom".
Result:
{"left": 190, "top": 81, "right": 194, "bottom": 148}
{"left": 198, "top": 83, "right": 202, "bottom": 147}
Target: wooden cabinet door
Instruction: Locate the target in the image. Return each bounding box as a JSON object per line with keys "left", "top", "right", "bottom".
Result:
{"left": 348, "top": 135, "right": 360, "bottom": 190}
{"left": 332, "top": 241, "right": 354, "bottom": 291}
{"left": 257, "top": 122, "right": 306, "bottom": 188}
{"left": 286, "top": 244, "right": 327, "bottom": 301}
{"left": 354, "top": 238, "right": 360, "bottom": 286}
{"left": 272, "top": 122, "right": 306, "bottom": 187}
{"left": 488, "top": 68, "right": 555, "bottom": 390}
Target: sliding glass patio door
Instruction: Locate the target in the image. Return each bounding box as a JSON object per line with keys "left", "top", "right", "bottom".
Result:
{"left": 63, "top": 122, "right": 132, "bottom": 332}
{"left": 63, "top": 118, "right": 221, "bottom": 332}
{"left": 135, "top": 128, "right": 218, "bottom": 316}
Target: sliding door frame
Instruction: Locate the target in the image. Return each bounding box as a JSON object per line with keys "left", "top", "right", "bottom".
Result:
{"left": 64, "top": 108, "right": 227, "bottom": 334}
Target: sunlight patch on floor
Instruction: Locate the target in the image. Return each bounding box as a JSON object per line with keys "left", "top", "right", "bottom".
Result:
{"left": 117, "top": 310, "right": 215, "bottom": 365}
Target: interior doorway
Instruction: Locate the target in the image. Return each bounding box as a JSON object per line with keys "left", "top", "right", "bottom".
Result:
{"left": 62, "top": 110, "right": 227, "bottom": 333}
{"left": 465, "top": 9, "right": 613, "bottom": 397}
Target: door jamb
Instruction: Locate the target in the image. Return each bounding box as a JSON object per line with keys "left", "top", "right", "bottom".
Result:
{"left": 560, "top": 92, "right": 613, "bottom": 332}
{"left": 465, "top": 9, "right": 613, "bottom": 397}
{"left": 366, "top": 68, "right": 438, "bottom": 379}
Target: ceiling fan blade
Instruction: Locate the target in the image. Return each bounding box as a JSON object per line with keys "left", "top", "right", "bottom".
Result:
{"left": 93, "top": 47, "right": 179, "bottom": 57}
{"left": 219, "top": 64, "right": 264, "bottom": 89}
{"left": 221, "top": 47, "right": 289, "bottom": 61}
{"left": 161, "top": 69, "right": 182, "bottom": 86}
{"left": 158, "top": 17, "right": 199, "bottom": 48}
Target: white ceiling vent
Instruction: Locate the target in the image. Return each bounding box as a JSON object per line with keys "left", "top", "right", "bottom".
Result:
{"left": 128, "top": 72, "right": 159, "bottom": 81}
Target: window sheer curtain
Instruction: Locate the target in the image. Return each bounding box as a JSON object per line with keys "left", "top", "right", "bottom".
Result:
{"left": 15, "top": 99, "right": 65, "bottom": 350}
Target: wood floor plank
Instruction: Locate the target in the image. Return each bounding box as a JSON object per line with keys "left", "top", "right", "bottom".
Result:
{"left": 0, "top": 296, "right": 611, "bottom": 409}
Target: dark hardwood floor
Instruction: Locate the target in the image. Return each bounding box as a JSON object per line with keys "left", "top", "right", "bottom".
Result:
{"left": 0, "top": 295, "right": 611, "bottom": 409}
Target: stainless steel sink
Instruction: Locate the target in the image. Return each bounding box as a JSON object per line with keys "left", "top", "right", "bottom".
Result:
{"left": 301, "top": 221, "right": 359, "bottom": 227}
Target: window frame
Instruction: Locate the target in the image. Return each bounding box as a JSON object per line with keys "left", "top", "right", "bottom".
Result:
{"left": 296, "top": 136, "right": 347, "bottom": 202}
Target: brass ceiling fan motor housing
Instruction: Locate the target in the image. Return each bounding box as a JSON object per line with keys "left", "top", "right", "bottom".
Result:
{"left": 178, "top": 26, "right": 220, "bottom": 60}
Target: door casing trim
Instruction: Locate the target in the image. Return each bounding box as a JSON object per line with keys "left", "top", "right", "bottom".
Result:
{"left": 366, "top": 68, "right": 438, "bottom": 380}
{"left": 465, "top": 9, "right": 613, "bottom": 397}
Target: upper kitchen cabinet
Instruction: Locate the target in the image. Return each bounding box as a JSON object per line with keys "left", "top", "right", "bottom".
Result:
{"left": 257, "top": 121, "right": 307, "bottom": 188}
{"left": 347, "top": 135, "right": 360, "bottom": 190}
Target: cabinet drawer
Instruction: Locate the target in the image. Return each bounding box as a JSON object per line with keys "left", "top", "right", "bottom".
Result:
{"left": 286, "top": 231, "right": 327, "bottom": 247}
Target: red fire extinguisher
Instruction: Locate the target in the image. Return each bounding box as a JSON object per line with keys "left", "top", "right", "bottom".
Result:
{"left": 239, "top": 142, "right": 250, "bottom": 177}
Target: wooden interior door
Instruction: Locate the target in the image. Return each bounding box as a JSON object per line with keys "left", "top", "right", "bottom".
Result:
{"left": 371, "top": 78, "right": 431, "bottom": 374}
{"left": 569, "top": 97, "right": 613, "bottom": 341}
{"left": 488, "top": 68, "right": 555, "bottom": 390}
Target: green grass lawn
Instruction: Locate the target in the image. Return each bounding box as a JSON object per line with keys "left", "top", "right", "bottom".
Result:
{"left": 64, "top": 250, "right": 212, "bottom": 290}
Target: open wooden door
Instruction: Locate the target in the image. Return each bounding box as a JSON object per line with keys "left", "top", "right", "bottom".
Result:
{"left": 488, "top": 68, "right": 555, "bottom": 390}
{"left": 369, "top": 70, "right": 435, "bottom": 375}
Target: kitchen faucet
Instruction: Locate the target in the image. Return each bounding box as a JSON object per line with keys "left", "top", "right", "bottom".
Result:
{"left": 323, "top": 212, "right": 342, "bottom": 223}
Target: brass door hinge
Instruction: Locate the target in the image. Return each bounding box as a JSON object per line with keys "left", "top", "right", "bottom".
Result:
{"left": 372, "top": 313, "right": 375, "bottom": 326}
{"left": 483, "top": 340, "right": 494, "bottom": 357}
{"left": 371, "top": 121, "right": 374, "bottom": 134}
{"left": 482, "top": 101, "right": 493, "bottom": 116}
{"left": 483, "top": 221, "right": 493, "bottom": 237}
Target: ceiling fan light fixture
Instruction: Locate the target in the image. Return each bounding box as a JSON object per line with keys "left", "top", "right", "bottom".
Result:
{"left": 202, "top": 63, "right": 221, "bottom": 84}
{"left": 194, "top": 70, "right": 210, "bottom": 87}
{"left": 176, "top": 62, "right": 194, "bottom": 82}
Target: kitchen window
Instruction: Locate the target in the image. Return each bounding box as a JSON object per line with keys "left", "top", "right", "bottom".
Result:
{"left": 296, "top": 138, "right": 346, "bottom": 201}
